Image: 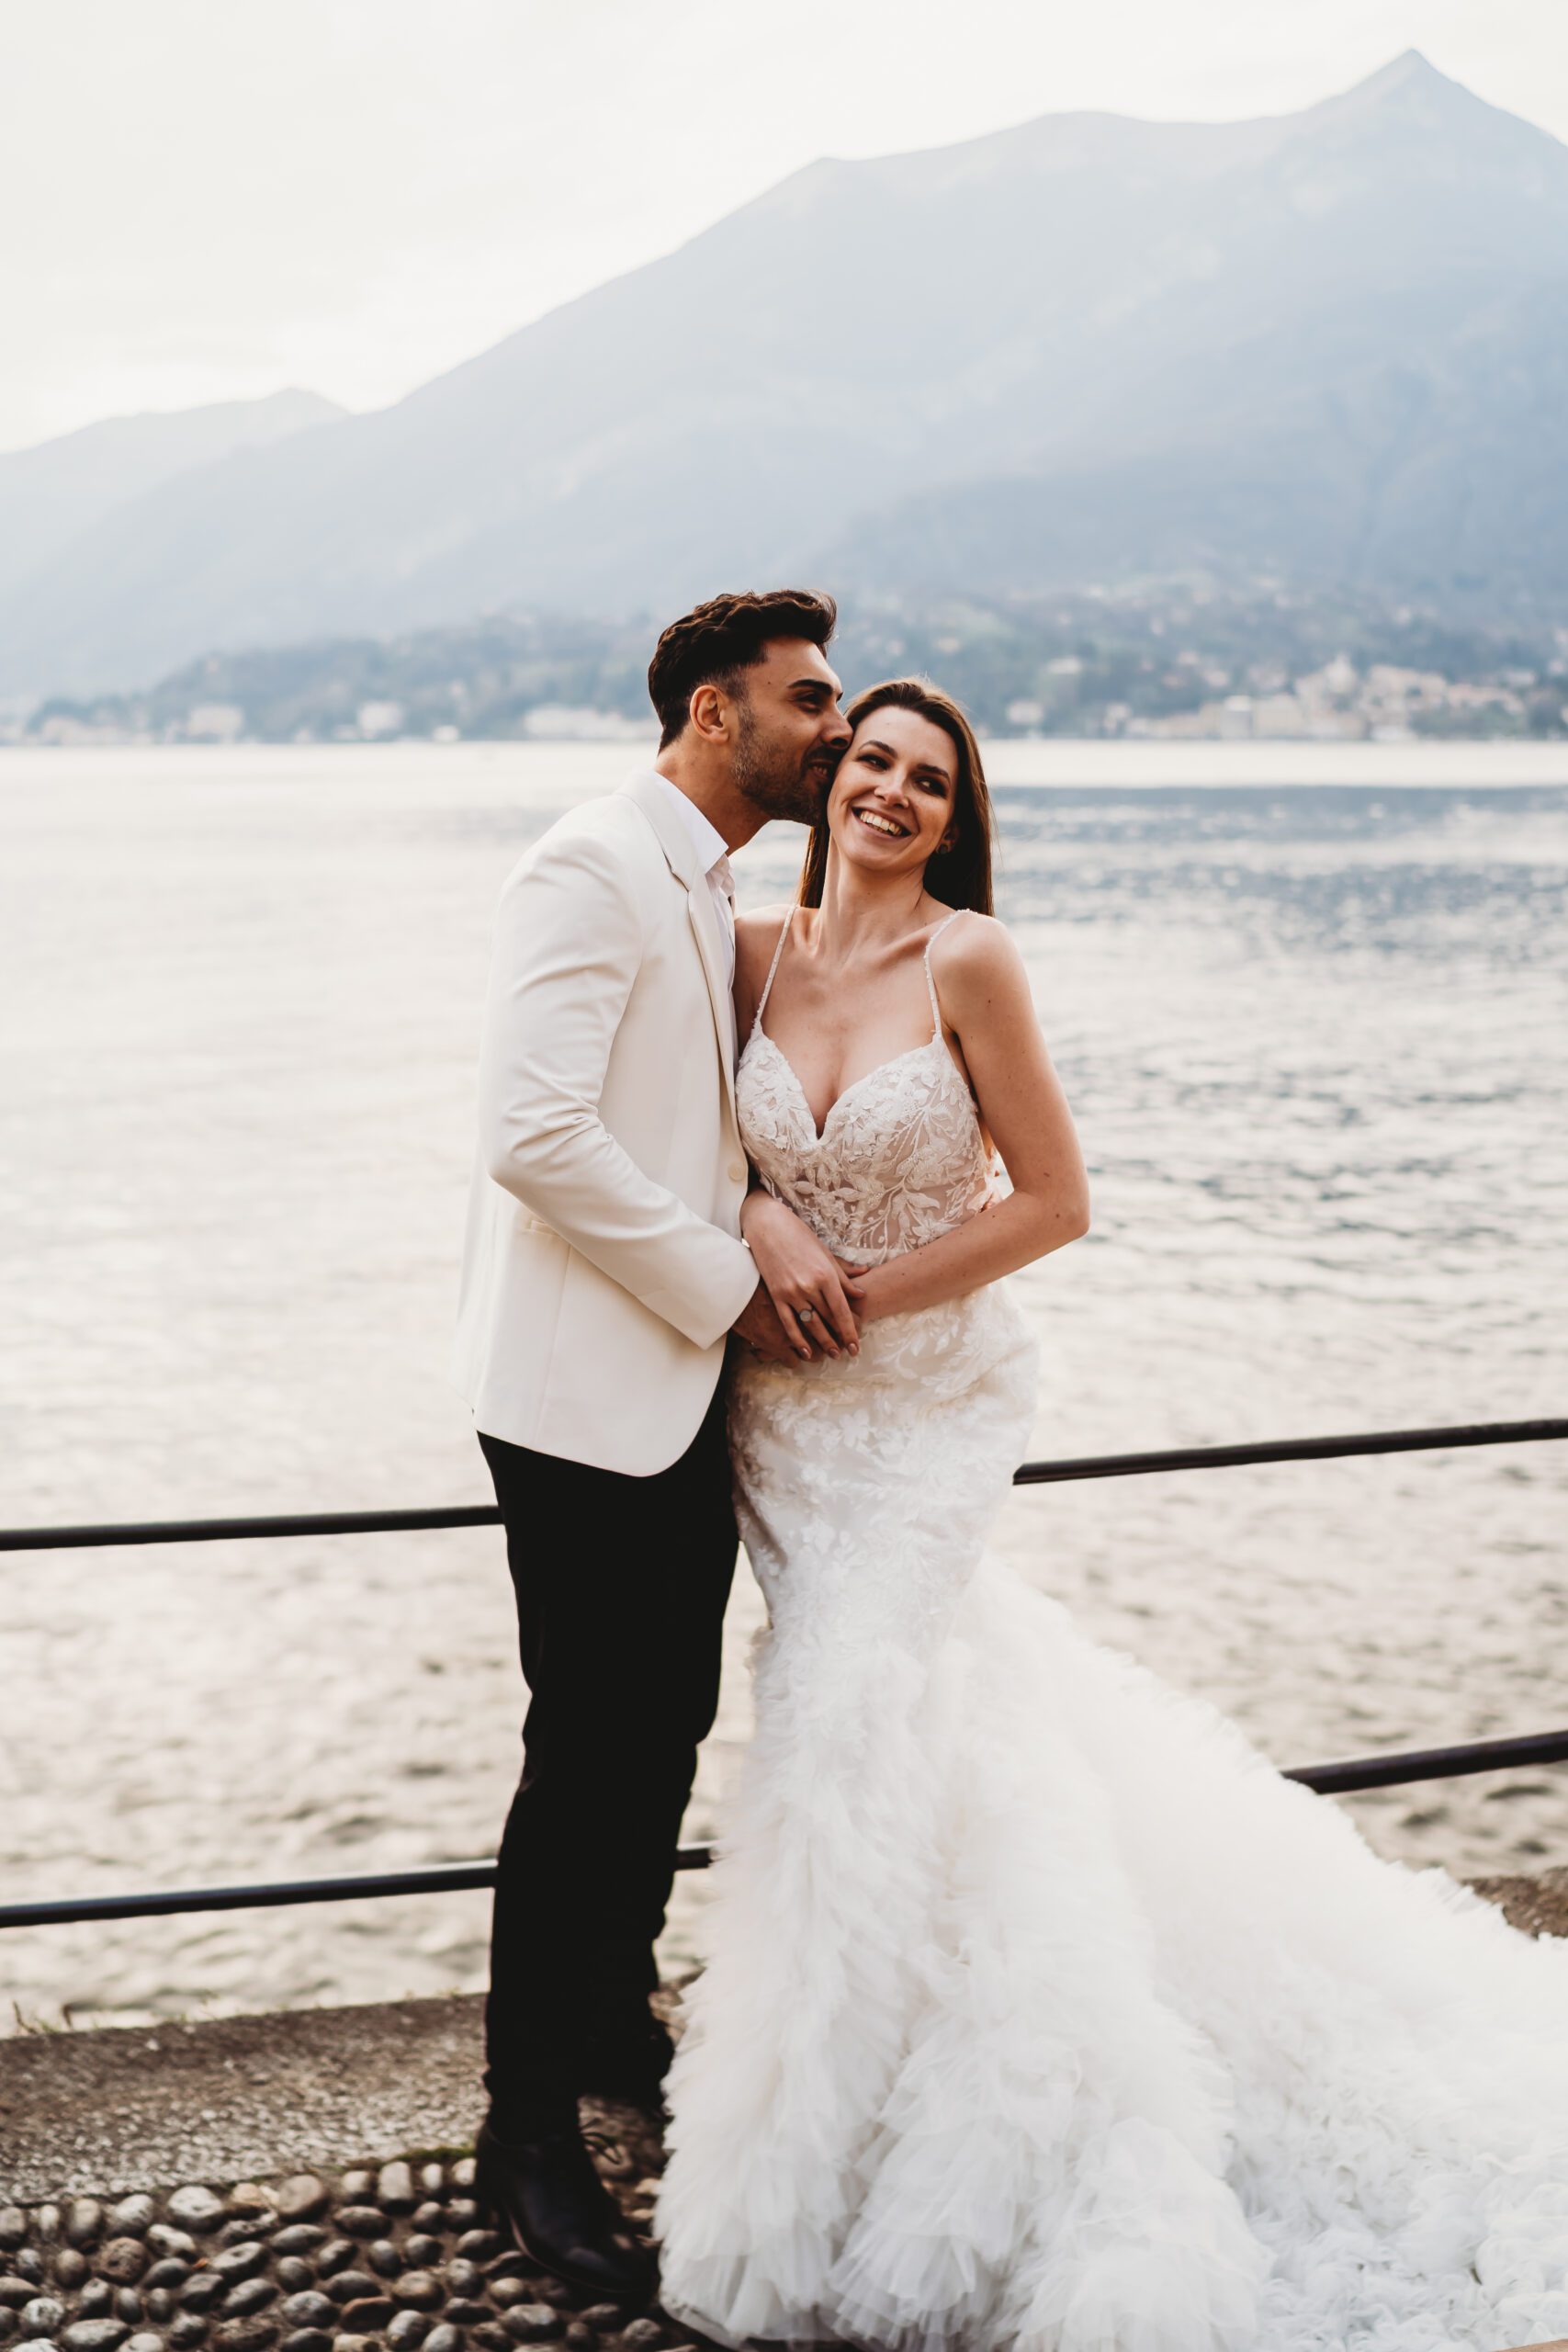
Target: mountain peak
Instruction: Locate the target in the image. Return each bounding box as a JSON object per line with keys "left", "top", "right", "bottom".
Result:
{"left": 1367, "top": 47, "right": 1443, "bottom": 85}
{"left": 1307, "top": 46, "right": 1505, "bottom": 128}
{"left": 1284, "top": 43, "right": 1568, "bottom": 173}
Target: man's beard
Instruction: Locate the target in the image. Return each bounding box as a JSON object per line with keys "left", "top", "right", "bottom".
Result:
{"left": 732, "top": 704, "right": 837, "bottom": 823}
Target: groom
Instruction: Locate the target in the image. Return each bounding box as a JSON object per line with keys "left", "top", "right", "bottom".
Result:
{"left": 452, "top": 588, "right": 852, "bottom": 2296}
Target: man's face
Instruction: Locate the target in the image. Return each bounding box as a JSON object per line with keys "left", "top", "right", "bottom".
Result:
{"left": 729, "top": 638, "right": 852, "bottom": 823}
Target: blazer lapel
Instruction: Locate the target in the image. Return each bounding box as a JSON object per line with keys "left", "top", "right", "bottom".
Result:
{"left": 620, "top": 773, "right": 739, "bottom": 1126}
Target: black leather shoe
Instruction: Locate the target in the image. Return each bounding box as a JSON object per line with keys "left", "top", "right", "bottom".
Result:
{"left": 474, "top": 2115, "right": 657, "bottom": 2302}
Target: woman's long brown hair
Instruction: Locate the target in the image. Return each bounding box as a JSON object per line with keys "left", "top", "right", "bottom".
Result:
{"left": 796, "top": 677, "right": 996, "bottom": 915}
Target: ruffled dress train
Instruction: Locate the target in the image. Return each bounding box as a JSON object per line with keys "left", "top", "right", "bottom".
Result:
{"left": 654, "top": 911, "right": 1568, "bottom": 2352}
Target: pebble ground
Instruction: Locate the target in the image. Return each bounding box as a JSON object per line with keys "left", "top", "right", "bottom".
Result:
{"left": 0, "top": 2135, "right": 697, "bottom": 2352}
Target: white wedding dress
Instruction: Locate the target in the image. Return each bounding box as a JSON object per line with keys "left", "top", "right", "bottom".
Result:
{"left": 654, "top": 910, "right": 1568, "bottom": 2352}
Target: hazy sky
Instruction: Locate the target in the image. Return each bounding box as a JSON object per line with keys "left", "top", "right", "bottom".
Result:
{"left": 5, "top": 0, "right": 1566, "bottom": 453}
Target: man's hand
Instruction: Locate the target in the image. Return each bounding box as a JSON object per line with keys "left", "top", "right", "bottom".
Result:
{"left": 732, "top": 1277, "right": 810, "bottom": 1363}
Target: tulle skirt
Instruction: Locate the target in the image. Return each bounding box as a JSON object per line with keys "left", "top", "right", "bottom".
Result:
{"left": 654, "top": 1286, "right": 1568, "bottom": 2352}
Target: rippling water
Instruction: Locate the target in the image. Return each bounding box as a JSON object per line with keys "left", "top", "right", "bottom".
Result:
{"left": 1, "top": 741, "right": 1565, "bottom": 2034}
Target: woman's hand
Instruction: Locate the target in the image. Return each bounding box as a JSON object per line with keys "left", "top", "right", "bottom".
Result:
{"left": 840, "top": 1261, "right": 888, "bottom": 1326}
{"left": 740, "top": 1189, "right": 865, "bottom": 1360}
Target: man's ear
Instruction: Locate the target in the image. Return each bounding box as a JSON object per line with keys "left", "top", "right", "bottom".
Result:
{"left": 689, "top": 682, "right": 729, "bottom": 743}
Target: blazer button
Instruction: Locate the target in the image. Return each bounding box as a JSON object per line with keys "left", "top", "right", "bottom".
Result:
{"left": 728, "top": 1161, "right": 746, "bottom": 1183}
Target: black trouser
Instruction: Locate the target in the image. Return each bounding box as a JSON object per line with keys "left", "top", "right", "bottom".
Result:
{"left": 478, "top": 1375, "right": 738, "bottom": 2123}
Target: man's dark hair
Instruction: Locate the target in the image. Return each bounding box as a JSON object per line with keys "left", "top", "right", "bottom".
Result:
{"left": 647, "top": 588, "right": 838, "bottom": 749}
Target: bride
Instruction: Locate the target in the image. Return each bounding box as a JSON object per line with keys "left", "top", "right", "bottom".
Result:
{"left": 652, "top": 677, "right": 1568, "bottom": 2352}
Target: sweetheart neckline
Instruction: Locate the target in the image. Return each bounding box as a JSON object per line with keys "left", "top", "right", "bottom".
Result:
{"left": 743, "top": 1025, "right": 970, "bottom": 1147}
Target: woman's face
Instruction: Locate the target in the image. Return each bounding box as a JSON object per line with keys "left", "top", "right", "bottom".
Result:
{"left": 826, "top": 707, "right": 959, "bottom": 885}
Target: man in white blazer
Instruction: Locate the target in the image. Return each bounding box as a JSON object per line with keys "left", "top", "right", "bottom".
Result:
{"left": 455, "top": 588, "right": 852, "bottom": 2296}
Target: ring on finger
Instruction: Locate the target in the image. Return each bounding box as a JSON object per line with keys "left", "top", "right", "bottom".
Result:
{"left": 796, "top": 1305, "right": 817, "bottom": 1324}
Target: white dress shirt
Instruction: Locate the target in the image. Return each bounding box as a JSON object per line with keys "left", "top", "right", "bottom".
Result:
{"left": 642, "top": 770, "right": 737, "bottom": 989}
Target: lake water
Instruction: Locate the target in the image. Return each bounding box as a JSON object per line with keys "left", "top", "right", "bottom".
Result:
{"left": 2, "top": 740, "right": 1566, "bottom": 2035}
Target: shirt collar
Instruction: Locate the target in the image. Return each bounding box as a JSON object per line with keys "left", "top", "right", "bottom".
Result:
{"left": 638, "top": 769, "right": 731, "bottom": 879}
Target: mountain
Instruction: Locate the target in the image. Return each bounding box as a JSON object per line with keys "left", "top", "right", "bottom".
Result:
{"left": 818, "top": 54, "right": 1568, "bottom": 602}
{"left": 6, "top": 51, "right": 1568, "bottom": 699}
{"left": 0, "top": 389, "right": 344, "bottom": 608}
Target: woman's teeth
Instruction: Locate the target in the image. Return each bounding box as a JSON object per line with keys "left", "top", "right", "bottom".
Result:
{"left": 854, "top": 808, "right": 907, "bottom": 838}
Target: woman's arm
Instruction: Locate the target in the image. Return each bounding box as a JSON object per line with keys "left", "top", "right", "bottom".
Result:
{"left": 852, "top": 916, "right": 1089, "bottom": 1325}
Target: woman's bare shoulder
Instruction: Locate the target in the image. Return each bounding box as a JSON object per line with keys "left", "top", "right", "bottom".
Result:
{"left": 929, "top": 907, "right": 1020, "bottom": 972}
{"left": 736, "top": 900, "right": 795, "bottom": 946}
{"left": 928, "top": 908, "right": 1031, "bottom": 1014}
{"left": 736, "top": 902, "right": 795, "bottom": 974}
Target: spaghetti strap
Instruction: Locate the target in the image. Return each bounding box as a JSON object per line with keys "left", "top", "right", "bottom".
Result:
{"left": 752, "top": 908, "right": 795, "bottom": 1035}
{"left": 922, "top": 908, "right": 967, "bottom": 1036}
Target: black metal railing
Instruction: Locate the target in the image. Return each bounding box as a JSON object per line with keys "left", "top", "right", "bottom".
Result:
{"left": 2, "top": 1415, "right": 1564, "bottom": 1936}
{"left": 6, "top": 1417, "right": 1562, "bottom": 1554}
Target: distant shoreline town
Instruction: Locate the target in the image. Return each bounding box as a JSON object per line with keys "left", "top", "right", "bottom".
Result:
{"left": 8, "top": 581, "right": 1568, "bottom": 749}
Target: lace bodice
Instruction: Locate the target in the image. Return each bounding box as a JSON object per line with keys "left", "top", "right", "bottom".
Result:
{"left": 736, "top": 907, "right": 998, "bottom": 1266}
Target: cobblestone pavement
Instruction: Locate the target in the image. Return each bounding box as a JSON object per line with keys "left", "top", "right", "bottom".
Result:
{"left": 0, "top": 2118, "right": 687, "bottom": 2352}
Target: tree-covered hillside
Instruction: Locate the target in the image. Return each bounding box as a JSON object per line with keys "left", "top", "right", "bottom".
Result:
{"left": 21, "top": 583, "right": 1566, "bottom": 745}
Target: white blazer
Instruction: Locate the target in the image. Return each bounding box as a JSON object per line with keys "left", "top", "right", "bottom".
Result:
{"left": 452, "top": 769, "right": 759, "bottom": 1476}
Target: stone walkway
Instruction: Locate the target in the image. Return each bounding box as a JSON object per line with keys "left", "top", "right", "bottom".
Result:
{"left": 0, "top": 1998, "right": 490, "bottom": 2208}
